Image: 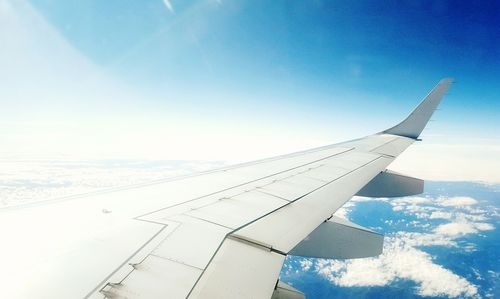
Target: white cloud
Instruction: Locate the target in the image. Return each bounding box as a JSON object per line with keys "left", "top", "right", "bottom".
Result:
{"left": 389, "top": 195, "right": 492, "bottom": 226}
{"left": 434, "top": 221, "right": 494, "bottom": 237}
{"left": 387, "top": 193, "right": 494, "bottom": 238}
{"left": 438, "top": 196, "right": 478, "bottom": 207}
{"left": 0, "top": 158, "right": 220, "bottom": 207}
{"left": 299, "top": 259, "right": 313, "bottom": 272}
{"left": 397, "top": 232, "right": 456, "bottom": 247}
{"left": 333, "top": 201, "right": 355, "bottom": 220}
{"left": 392, "top": 197, "right": 432, "bottom": 205}
{"left": 390, "top": 197, "right": 437, "bottom": 215}
{"left": 474, "top": 222, "right": 495, "bottom": 231}
{"left": 392, "top": 205, "right": 405, "bottom": 211}
{"left": 434, "top": 222, "right": 476, "bottom": 237}
{"left": 463, "top": 213, "right": 488, "bottom": 221}
{"left": 389, "top": 197, "right": 440, "bottom": 219}
{"left": 313, "top": 192, "right": 495, "bottom": 298}
{"left": 429, "top": 211, "right": 453, "bottom": 219}
{"left": 314, "top": 235, "right": 478, "bottom": 298}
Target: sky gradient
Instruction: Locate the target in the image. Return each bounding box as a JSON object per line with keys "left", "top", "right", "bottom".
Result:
{"left": 1, "top": 0, "right": 499, "bottom": 181}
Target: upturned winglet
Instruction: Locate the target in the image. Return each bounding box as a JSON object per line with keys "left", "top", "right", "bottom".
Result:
{"left": 383, "top": 78, "right": 453, "bottom": 139}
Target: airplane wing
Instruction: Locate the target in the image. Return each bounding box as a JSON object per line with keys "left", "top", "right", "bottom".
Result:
{"left": 0, "top": 78, "right": 453, "bottom": 299}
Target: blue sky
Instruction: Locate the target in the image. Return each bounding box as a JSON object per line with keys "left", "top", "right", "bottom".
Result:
{"left": 1, "top": 0, "right": 499, "bottom": 168}
{"left": 27, "top": 1, "right": 499, "bottom": 110}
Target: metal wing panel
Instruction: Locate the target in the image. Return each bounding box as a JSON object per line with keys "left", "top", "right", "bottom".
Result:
{"left": 151, "top": 215, "right": 231, "bottom": 269}
{"left": 184, "top": 191, "right": 289, "bottom": 229}
{"left": 84, "top": 137, "right": 424, "bottom": 298}
{"left": 188, "top": 238, "right": 286, "bottom": 299}
{"left": 183, "top": 153, "right": 393, "bottom": 298}
{"left": 232, "top": 155, "right": 393, "bottom": 253}
{"left": 0, "top": 200, "right": 164, "bottom": 299}
{"left": 0, "top": 135, "right": 410, "bottom": 299}
{"left": 87, "top": 142, "right": 393, "bottom": 298}
{"left": 96, "top": 215, "right": 231, "bottom": 299}
{"left": 370, "top": 134, "right": 415, "bottom": 157}
{"left": 100, "top": 254, "right": 202, "bottom": 299}
{"left": 255, "top": 175, "right": 326, "bottom": 201}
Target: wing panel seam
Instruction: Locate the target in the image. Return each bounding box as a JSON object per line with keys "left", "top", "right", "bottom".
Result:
{"left": 186, "top": 154, "right": 387, "bottom": 298}
{"left": 136, "top": 147, "right": 355, "bottom": 219}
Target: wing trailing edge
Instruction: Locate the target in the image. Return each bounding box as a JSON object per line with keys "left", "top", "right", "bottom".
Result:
{"left": 356, "top": 170, "right": 424, "bottom": 197}
{"left": 288, "top": 216, "right": 383, "bottom": 259}
{"left": 383, "top": 78, "right": 453, "bottom": 139}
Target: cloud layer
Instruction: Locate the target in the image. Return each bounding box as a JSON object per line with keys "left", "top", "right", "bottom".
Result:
{"left": 290, "top": 193, "right": 498, "bottom": 298}
{"left": 0, "top": 158, "right": 221, "bottom": 207}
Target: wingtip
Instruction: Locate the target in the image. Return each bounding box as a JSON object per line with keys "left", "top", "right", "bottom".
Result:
{"left": 382, "top": 78, "right": 452, "bottom": 139}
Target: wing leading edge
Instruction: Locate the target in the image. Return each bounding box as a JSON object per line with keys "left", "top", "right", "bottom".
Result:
{"left": 0, "top": 79, "right": 452, "bottom": 299}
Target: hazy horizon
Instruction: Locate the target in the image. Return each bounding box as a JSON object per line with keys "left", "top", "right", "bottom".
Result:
{"left": 1, "top": 1, "right": 499, "bottom": 178}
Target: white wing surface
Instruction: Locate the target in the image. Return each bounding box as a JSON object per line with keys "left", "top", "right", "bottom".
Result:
{"left": 0, "top": 79, "right": 453, "bottom": 299}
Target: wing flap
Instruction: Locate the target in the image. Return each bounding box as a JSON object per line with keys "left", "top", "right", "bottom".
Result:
{"left": 289, "top": 215, "right": 383, "bottom": 259}
{"left": 100, "top": 254, "right": 202, "bottom": 299}
{"left": 93, "top": 215, "right": 230, "bottom": 298}
{"left": 188, "top": 238, "right": 285, "bottom": 299}
{"left": 356, "top": 169, "right": 424, "bottom": 197}
{"left": 151, "top": 215, "right": 231, "bottom": 269}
